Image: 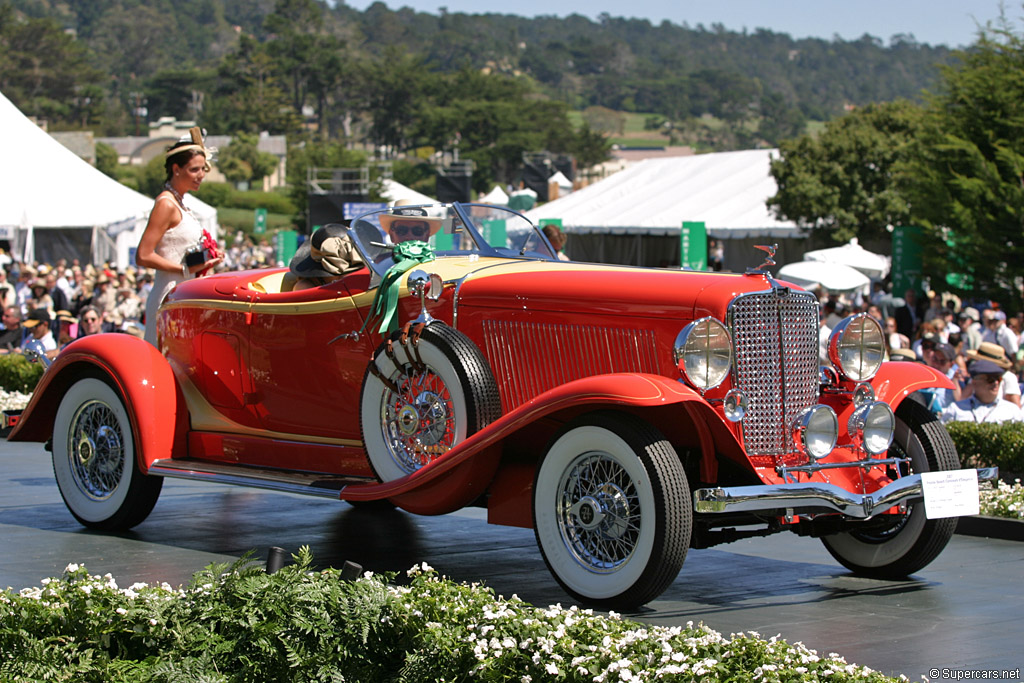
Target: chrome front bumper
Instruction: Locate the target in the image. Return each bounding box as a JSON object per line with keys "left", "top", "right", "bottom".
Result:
{"left": 694, "top": 467, "right": 999, "bottom": 519}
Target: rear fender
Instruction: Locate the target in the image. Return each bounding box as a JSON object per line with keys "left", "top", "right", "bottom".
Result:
{"left": 8, "top": 334, "right": 188, "bottom": 472}
{"left": 341, "top": 373, "right": 732, "bottom": 516}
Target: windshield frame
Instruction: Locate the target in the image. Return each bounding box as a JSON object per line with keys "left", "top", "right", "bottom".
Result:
{"left": 346, "top": 201, "right": 558, "bottom": 279}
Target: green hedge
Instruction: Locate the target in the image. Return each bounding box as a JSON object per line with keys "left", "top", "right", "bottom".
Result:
{"left": 946, "top": 421, "right": 1024, "bottom": 475}
{"left": 0, "top": 354, "right": 45, "bottom": 393}
{"left": 194, "top": 183, "right": 296, "bottom": 214}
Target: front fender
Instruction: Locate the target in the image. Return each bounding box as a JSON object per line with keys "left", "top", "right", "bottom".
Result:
{"left": 8, "top": 334, "right": 188, "bottom": 472}
{"left": 341, "top": 373, "right": 716, "bottom": 514}
{"left": 871, "top": 360, "right": 955, "bottom": 410}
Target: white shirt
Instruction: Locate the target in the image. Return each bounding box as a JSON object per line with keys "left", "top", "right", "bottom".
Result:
{"left": 982, "top": 322, "right": 1019, "bottom": 357}
{"left": 941, "top": 396, "right": 1023, "bottom": 424}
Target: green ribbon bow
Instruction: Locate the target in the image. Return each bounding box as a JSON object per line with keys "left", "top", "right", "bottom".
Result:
{"left": 364, "top": 241, "right": 436, "bottom": 335}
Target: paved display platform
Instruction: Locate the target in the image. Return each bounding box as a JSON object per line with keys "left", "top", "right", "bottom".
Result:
{"left": 2, "top": 440, "right": 1022, "bottom": 681}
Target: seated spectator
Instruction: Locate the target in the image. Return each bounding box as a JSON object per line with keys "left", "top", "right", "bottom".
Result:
{"left": 960, "top": 341, "right": 1021, "bottom": 407}
{"left": 941, "top": 359, "right": 1024, "bottom": 424}
{"left": 76, "top": 305, "right": 115, "bottom": 338}
{"left": 287, "top": 224, "right": 364, "bottom": 291}
{"left": 54, "top": 310, "right": 78, "bottom": 348}
{"left": 21, "top": 308, "right": 57, "bottom": 354}
{"left": 917, "top": 342, "right": 964, "bottom": 413}
{"left": 0, "top": 305, "right": 23, "bottom": 352}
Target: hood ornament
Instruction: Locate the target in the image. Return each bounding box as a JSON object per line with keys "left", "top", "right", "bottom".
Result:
{"left": 746, "top": 243, "right": 778, "bottom": 275}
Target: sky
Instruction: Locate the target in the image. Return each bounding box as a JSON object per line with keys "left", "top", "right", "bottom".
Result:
{"left": 340, "top": 0, "right": 1011, "bottom": 48}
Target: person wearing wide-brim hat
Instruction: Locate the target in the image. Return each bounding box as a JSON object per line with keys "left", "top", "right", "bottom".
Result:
{"left": 379, "top": 199, "right": 444, "bottom": 244}
{"left": 961, "top": 341, "right": 1020, "bottom": 407}
{"left": 27, "top": 277, "right": 55, "bottom": 319}
{"left": 287, "top": 224, "right": 365, "bottom": 291}
{"left": 940, "top": 358, "right": 1024, "bottom": 424}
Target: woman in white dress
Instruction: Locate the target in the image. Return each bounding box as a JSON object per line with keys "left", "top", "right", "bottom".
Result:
{"left": 137, "top": 127, "right": 222, "bottom": 346}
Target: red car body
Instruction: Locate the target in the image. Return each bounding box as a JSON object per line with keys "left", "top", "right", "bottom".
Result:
{"left": 9, "top": 203, "right": 992, "bottom": 607}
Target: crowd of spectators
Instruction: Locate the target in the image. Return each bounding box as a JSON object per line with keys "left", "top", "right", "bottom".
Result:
{"left": 0, "top": 233, "right": 281, "bottom": 358}
{"left": 818, "top": 282, "right": 1024, "bottom": 425}
{"left": 0, "top": 256, "right": 156, "bottom": 357}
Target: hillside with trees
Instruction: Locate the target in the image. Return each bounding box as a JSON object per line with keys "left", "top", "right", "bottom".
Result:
{"left": 0, "top": 0, "right": 958, "bottom": 191}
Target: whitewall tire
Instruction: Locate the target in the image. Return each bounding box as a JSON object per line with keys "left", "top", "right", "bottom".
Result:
{"left": 533, "top": 412, "right": 691, "bottom": 608}
{"left": 52, "top": 377, "right": 162, "bottom": 530}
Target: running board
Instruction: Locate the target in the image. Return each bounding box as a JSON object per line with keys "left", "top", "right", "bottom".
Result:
{"left": 148, "top": 459, "right": 375, "bottom": 499}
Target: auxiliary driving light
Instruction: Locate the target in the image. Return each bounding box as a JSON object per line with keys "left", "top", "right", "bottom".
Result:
{"left": 791, "top": 405, "right": 838, "bottom": 461}
{"left": 848, "top": 401, "right": 896, "bottom": 455}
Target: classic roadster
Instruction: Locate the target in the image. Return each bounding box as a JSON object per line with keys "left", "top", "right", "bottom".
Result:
{"left": 8, "top": 202, "right": 995, "bottom": 608}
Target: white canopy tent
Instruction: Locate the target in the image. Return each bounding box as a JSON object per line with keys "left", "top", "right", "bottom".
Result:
{"left": 803, "top": 237, "right": 891, "bottom": 281}
{"left": 0, "top": 90, "right": 217, "bottom": 270}
{"left": 479, "top": 185, "right": 510, "bottom": 205}
{"left": 525, "top": 149, "right": 804, "bottom": 270}
{"left": 380, "top": 178, "right": 436, "bottom": 206}
{"left": 776, "top": 260, "right": 871, "bottom": 294}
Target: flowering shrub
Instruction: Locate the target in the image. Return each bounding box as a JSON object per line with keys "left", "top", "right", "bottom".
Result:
{"left": 978, "top": 479, "right": 1024, "bottom": 519}
{"left": 0, "top": 387, "right": 32, "bottom": 412}
{"left": 0, "top": 549, "right": 906, "bottom": 682}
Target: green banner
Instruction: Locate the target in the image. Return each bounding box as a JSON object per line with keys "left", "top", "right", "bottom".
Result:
{"left": 482, "top": 219, "right": 508, "bottom": 248}
{"left": 275, "top": 230, "right": 298, "bottom": 266}
{"left": 253, "top": 208, "right": 268, "bottom": 235}
{"left": 891, "top": 226, "right": 922, "bottom": 295}
{"left": 681, "top": 221, "right": 707, "bottom": 270}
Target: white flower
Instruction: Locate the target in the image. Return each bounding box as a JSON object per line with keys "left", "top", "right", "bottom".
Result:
{"left": 544, "top": 662, "right": 559, "bottom": 675}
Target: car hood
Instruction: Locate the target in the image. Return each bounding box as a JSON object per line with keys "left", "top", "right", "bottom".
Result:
{"left": 452, "top": 259, "right": 784, "bottom": 321}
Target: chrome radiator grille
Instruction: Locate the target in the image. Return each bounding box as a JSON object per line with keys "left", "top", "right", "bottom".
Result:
{"left": 482, "top": 320, "right": 660, "bottom": 411}
{"left": 729, "top": 289, "right": 820, "bottom": 456}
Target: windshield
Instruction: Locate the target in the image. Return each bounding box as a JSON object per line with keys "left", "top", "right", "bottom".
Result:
{"left": 347, "top": 202, "right": 556, "bottom": 278}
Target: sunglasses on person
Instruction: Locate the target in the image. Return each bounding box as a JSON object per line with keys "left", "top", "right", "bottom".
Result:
{"left": 972, "top": 373, "right": 1001, "bottom": 384}
{"left": 391, "top": 222, "right": 429, "bottom": 239}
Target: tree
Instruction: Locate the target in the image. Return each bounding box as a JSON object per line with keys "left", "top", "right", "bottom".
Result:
{"left": 900, "top": 18, "right": 1024, "bottom": 310}
{"left": 768, "top": 100, "right": 924, "bottom": 243}
{"left": 217, "top": 132, "right": 280, "bottom": 188}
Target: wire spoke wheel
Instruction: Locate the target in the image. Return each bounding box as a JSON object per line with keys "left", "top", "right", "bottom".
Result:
{"left": 68, "top": 400, "right": 126, "bottom": 501}
{"left": 361, "top": 323, "right": 500, "bottom": 482}
{"left": 534, "top": 412, "right": 690, "bottom": 608}
{"left": 52, "top": 378, "right": 162, "bottom": 530}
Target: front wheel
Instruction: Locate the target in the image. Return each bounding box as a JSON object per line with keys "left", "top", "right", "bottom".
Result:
{"left": 533, "top": 412, "right": 691, "bottom": 609}
{"left": 52, "top": 377, "right": 162, "bottom": 530}
{"left": 822, "top": 399, "right": 959, "bottom": 578}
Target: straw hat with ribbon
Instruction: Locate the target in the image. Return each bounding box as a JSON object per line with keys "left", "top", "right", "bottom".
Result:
{"left": 965, "top": 341, "right": 1013, "bottom": 370}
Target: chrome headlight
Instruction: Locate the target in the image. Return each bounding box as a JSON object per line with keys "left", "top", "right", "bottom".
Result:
{"left": 674, "top": 317, "right": 732, "bottom": 391}
{"left": 828, "top": 314, "right": 885, "bottom": 382}
{"left": 848, "top": 401, "right": 895, "bottom": 455}
{"left": 791, "top": 405, "right": 838, "bottom": 461}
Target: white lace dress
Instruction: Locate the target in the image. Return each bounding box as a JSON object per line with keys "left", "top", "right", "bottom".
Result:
{"left": 144, "top": 197, "right": 203, "bottom": 347}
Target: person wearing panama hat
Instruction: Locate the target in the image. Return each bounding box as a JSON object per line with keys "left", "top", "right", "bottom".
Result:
{"left": 379, "top": 199, "right": 444, "bottom": 244}
{"left": 961, "top": 341, "right": 1021, "bottom": 407}
{"left": 287, "top": 223, "right": 365, "bottom": 291}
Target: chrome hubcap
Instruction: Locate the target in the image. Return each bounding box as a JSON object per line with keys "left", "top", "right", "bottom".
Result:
{"left": 69, "top": 401, "right": 124, "bottom": 501}
{"left": 557, "top": 453, "right": 641, "bottom": 573}
{"left": 381, "top": 366, "right": 455, "bottom": 473}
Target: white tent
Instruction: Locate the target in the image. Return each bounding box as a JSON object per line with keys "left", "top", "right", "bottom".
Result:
{"left": 380, "top": 178, "right": 436, "bottom": 206}
{"left": 776, "top": 260, "right": 871, "bottom": 294}
{"left": 525, "top": 149, "right": 804, "bottom": 270}
{"left": 0, "top": 90, "right": 217, "bottom": 270}
{"left": 479, "top": 185, "right": 510, "bottom": 205}
{"left": 803, "top": 237, "right": 890, "bottom": 281}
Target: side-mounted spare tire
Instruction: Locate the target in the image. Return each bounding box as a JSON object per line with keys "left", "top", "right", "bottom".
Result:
{"left": 359, "top": 323, "right": 501, "bottom": 482}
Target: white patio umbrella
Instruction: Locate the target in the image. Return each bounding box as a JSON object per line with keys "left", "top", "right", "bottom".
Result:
{"left": 803, "top": 237, "right": 890, "bottom": 280}
{"left": 776, "top": 260, "right": 871, "bottom": 293}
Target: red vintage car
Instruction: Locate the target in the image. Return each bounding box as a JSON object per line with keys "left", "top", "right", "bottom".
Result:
{"left": 8, "top": 202, "right": 995, "bottom": 608}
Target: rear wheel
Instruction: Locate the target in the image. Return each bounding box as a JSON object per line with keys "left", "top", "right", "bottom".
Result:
{"left": 533, "top": 412, "right": 691, "bottom": 608}
{"left": 822, "top": 399, "right": 959, "bottom": 578}
{"left": 52, "top": 378, "right": 162, "bottom": 530}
